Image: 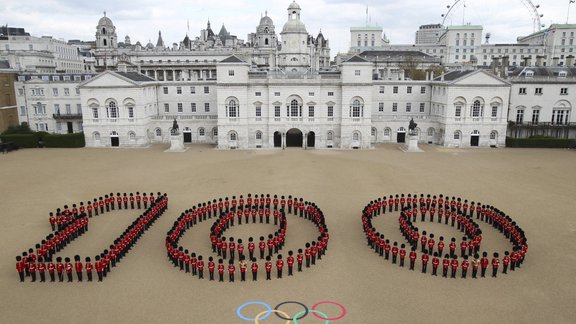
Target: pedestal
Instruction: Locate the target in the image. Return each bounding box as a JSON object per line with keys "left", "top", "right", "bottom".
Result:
{"left": 165, "top": 133, "right": 187, "bottom": 152}
{"left": 400, "top": 134, "right": 423, "bottom": 153}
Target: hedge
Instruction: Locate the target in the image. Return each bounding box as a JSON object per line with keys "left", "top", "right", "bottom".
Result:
{"left": 0, "top": 133, "right": 39, "bottom": 148}
{"left": 506, "top": 137, "right": 576, "bottom": 149}
{"left": 44, "top": 133, "right": 85, "bottom": 148}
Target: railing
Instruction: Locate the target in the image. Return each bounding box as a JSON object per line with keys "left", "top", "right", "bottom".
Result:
{"left": 53, "top": 113, "right": 82, "bottom": 120}
{"left": 509, "top": 122, "right": 576, "bottom": 128}
{"left": 151, "top": 115, "right": 218, "bottom": 121}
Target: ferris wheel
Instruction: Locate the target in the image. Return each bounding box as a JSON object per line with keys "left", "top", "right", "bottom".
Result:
{"left": 440, "top": 0, "right": 545, "bottom": 33}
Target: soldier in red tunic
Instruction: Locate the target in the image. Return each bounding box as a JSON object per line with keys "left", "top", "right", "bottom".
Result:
{"left": 391, "top": 242, "right": 399, "bottom": 264}
{"left": 437, "top": 236, "right": 445, "bottom": 256}
{"left": 491, "top": 253, "right": 500, "bottom": 278}
{"left": 502, "top": 251, "right": 510, "bottom": 274}
{"left": 228, "top": 261, "right": 235, "bottom": 282}
{"left": 431, "top": 253, "right": 440, "bottom": 276}
{"left": 16, "top": 256, "right": 25, "bottom": 282}
{"left": 217, "top": 259, "right": 225, "bottom": 282}
{"left": 95, "top": 256, "right": 103, "bottom": 282}
{"left": 263, "top": 256, "right": 273, "bottom": 281}
{"left": 28, "top": 257, "right": 37, "bottom": 282}
{"left": 449, "top": 237, "right": 457, "bottom": 258}
{"left": 461, "top": 255, "right": 470, "bottom": 278}
{"left": 460, "top": 237, "right": 468, "bottom": 258}
{"left": 85, "top": 257, "right": 93, "bottom": 282}
{"left": 409, "top": 248, "right": 417, "bottom": 271}
{"left": 276, "top": 255, "right": 284, "bottom": 278}
{"left": 450, "top": 256, "right": 459, "bottom": 278}
{"left": 74, "top": 255, "right": 83, "bottom": 282}
{"left": 287, "top": 251, "right": 295, "bottom": 276}
{"left": 56, "top": 257, "right": 64, "bottom": 282}
{"left": 64, "top": 257, "right": 73, "bottom": 282}
{"left": 259, "top": 237, "right": 266, "bottom": 260}
{"left": 471, "top": 254, "right": 480, "bottom": 279}
{"left": 297, "top": 249, "right": 304, "bottom": 272}
{"left": 442, "top": 254, "right": 450, "bottom": 278}
{"left": 304, "top": 243, "right": 311, "bottom": 268}
{"left": 239, "top": 256, "right": 247, "bottom": 282}
{"left": 399, "top": 244, "right": 407, "bottom": 267}
{"left": 251, "top": 258, "right": 258, "bottom": 281}
{"left": 208, "top": 257, "right": 215, "bottom": 281}
{"left": 421, "top": 253, "right": 429, "bottom": 273}
{"left": 197, "top": 256, "right": 204, "bottom": 279}
{"left": 480, "top": 252, "right": 489, "bottom": 278}
{"left": 384, "top": 239, "right": 391, "bottom": 260}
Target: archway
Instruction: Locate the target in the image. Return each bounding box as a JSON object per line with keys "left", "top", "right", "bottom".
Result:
{"left": 183, "top": 127, "right": 192, "bottom": 143}
{"left": 470, "top": 130, "right": 480, "bottom": 147}
{"left": 110, "top": 131, "right": 119, "bottom": 147}
{"left": 274, "top": 131, "right": 282, "bottom": 148}
{"left": 286, "top": 128, "right": 303, "bottom": 147}
{"left": 397, "top": 127, "right": 406, "bottom": 143}
{"left": 307, "top": 131, "right": 315, "bottom": 148}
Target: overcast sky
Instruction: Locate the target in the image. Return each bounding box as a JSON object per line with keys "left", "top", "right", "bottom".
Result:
{"left": 1, "top": 0, "right": 574, "bottom": 54}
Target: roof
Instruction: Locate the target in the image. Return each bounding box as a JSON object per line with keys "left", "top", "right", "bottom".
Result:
{"left": 288, "top": 1, "right": 301, "bottom": 10}
{"left": 446, "top": 25, "right": 483, "bottom": 30}
{"left": 507, "top": 67, "right": 576, "bottom": 78}
{"left": 434, "top": 70, "right": 475, "bottom": 81}
{"left": 344, "top": 55, "right": 369, "bottom": 63}
{"left": 115, "top": 72, "right": 155, "bottom": 82}
{"left": 359, "top": 50, "right": 434, "bottom": 59}
{"left": 220, "top": 55, "right": 247, "bottom": 63}
{"left": 0, "top": 60, "right": 11, "bottom": 69}
{"left": 350, "top": 26, "right": 383, "bottom": 32}
{"left": 282, "top": 19, "right": 307, "bottom": 34}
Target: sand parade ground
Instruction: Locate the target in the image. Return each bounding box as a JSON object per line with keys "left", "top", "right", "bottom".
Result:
{"left": 1, "top": 144, "right": 575, "bottom": 323}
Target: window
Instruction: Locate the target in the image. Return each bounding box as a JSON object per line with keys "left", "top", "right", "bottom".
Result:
{"left": 128, "top": 107, "right": 134, "bottom": 118}
{"left": 455, "top": 105, "right": 462, "bottom": 117}
{"left": 531, "top": 110, "right": 540, "bottom": 124}
{"left": 491, "top": 106, "right": 498, "bottom": 118}
{"left": 472, "top": 100, "right": 481, "bottom": 117}
{"left": 407, "top": 86, "right": 412, "bottom": 94}
{"left": 36, "top": 123, "right": 48, "bottom": 131}
{"left": 34, "top": 103, "right": 46, "bottom": 115}
{"left": 274, "top": 106, "right": 281, "bottom": 117}
{"left": 76, "top": 88, "right": 80, "bottom": 95}
{"left": 420, "top": 87, "right": 426, "bottom": 94}
{"left": 454, "top": 131, "right": 460, "bottom": 140}
{"left": 255, "top": 106, "right": 262, "bottom": 117}
{"left": 155, "top": 128, "right": 162, "bottom": 137}
{"left": 552, "top": 109, "right": 569, "bottom": 125}
{"left": 256, "top": 131, "right": 262, "bottom": 140}
{"left": 228, "top": 100, "right": 237, "bottom": 117}
{"left": 393, "top": 86, "right": 398, "bottom": 94}
{"left": 290, "top": 100, "right": 299, "bottom": 117}
{"left": 53, "top": 88, "right": 59, "bottom": 96}
{"left": 561, "top": 88, "right": 568, "bottom": 95}
{"left": 228, "top": 70, "right": 235, "bottom": 76}
{"left": 199, "top": 128, "right": 205, "bottom": 136}
{"left": 213, "top": 128, "right": 218, "bottom": 136}
{"left": 535, "top": 88, "right": 543, "bottom": 95}
{"left": 54, "top": 104, "right": 61, "bottom": 114}
{"left": 205, "top": 103, "right": 210, "bottom": 112}
{"left": 328, "top": 91, "right": 334, "bottom": 97}
{"left": 308, "top": 106, "right": 314, "bottom": 117}
{"left": 351, "top": 100, "right": 363, "bottom": 117}
{"left": 129, "top": 132, "right": 136, "bottom": 141}
{"left": 191, "top": 103, "right": 196, "bottom": 112}
{"left": 190, "top": 86, "right": 196, "bottom": 94}
{"left": 255, "top": 92, "right": 262, "bottom": 97}
{"left": 65, "top": 104, "right": 71, "bottom": 114}
{"left": 327, "top": 106, "right": 334, "bottom": 117}
{"left": 353, "top": 132, "right": 360, "bottom": 141}
{"left": 516, "top": 109, "right": 524, "bottom": 124}
{"left": 419, "top": 103, "right": 425, "bottom": 113}
{"left": 392, "top": 103, "right": 398, "bottom": 112}
{"left": 379, "top": 86, "right": 385, "bottom": 94}
{"left": 163, "top": 87, "right": 168, "bottom": 94}
{"left": 204, "top": 86, "right": 209, "bottom": 94}
{"left": 108, "top": 102, "right": 118, "bottom": 118}
{"left": 355, "top": 70, "right": 361, "bottom": 76}
{"left": 308, "top": 92, "right": 315, "bottom": 97}
{"left": 384, "top": 128, "right": 391, "bottom": 136}
{"left": 92, "top": 107, "right": 99, "bottom": 119}
{"left": 406, "top": 103, "right": 411, "bottom": 112}
{"left": 164, "top": 103, "right": 170, "bottom": 113}
{"left": 519, "top": 88, "right": 527, "bottom": 95}
{"left": 20, "top": 106, "right": 26, "bottom": 115}
{"left": 176, "top": 87, "right": 182, "bottom": 94}
{"left": 229, "top": 132, "right": 237, "bottom": 141}
{"left": 274, "top": 92, "right": 280, "bottom": 97}
{"left": 327, "top": 131, "right": 333, "bottom": 141}
{"left": 177, "top": 103, "right": 183, "bottom": 113}
{"left": 378, "top": 102, "right": 384, "bottom": 112}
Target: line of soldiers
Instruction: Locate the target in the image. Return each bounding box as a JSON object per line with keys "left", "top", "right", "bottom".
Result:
{"left": 362, "top": 194, "right": 528, "bottom": 279}
{"left": 165, "top": 194, "right": 330, "bottom": 282}
{"left": 16, "top": 193, "right": 168, "bottom": 283}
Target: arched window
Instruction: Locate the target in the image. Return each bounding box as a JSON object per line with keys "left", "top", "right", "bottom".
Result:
{"left": 265, "top": 38, "right": 269, "bottom": 45}
{"left": 107, "top": 101, "right": 118, "bottom": 119}
{"left": 256, "top": 131, "right": 262, "bottom": 140}
{"left": 371, "top": 128, "right": 376, "bottom": 136}
{"left": 229, "top": 132, "right": 237, "bottom": 141}
{"left": 427, "top": 128, "right": 435, "bottom": 136}
{"left": 199, "top": 128, "right": 205, "bottom": 136}
{"left": 353, "top": 131, "right": 360, "bottom": 141}
{"left": 384, "top": 128, "right": 391, "bottom": 136}
{"left": 472, "top": 100, "right": 481, "bottom": 117}
{"left": 398, "top": 127, "right": 406, "bottom": 132}
{"left": 93, "top": 132, "right": 101, "bottom": 141}
{"left": 110, "top": 131, "right": 118, "bottom": 136}
{"left": 290, "top": 99, "right": 299, "bottom": 117}
{"left": 472, "top": 130, "right": 480, "bottom": 135}
{"left": 490, "top": 131, "right": 497, "bottom": 140}
{"left": 227, "top": 99, "right": 238, "bottom": 117}
{"left": 128, "top": 132, "right": 136, "bottom": 141}
{"left": 102, "top": 28, "right": 106, "bottom": 35}
{"left": 454, "top": 131, "right": 461, "bottom": 140}
{"left": 327, "top": 131, "right": 333, "bottom": 141}
{"left": 155, "top": 128, "right": 162, "bottom": 137}
{"left": 351, "top": 99, "right": 363, "bottom": 117}
{"left": 103, "top": 39, "right": 107, "bottom": 46}
{"left": 213, "top": 127, "right": 218, "bottom": 137}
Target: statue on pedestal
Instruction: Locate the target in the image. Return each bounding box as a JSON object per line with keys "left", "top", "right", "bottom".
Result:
{"left": 171, "top": 118, "right": 179, "bottom": 135}
{"left": 409, "top": 118, "right": 418, "bottom": 136}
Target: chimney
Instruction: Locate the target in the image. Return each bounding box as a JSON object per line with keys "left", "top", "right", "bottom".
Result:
{"left": 501, "top": 56, "right": 509, "bottom": 77}
{"left": 567, "top": 55, "right": 575, "bottom": 67}
{"left": 441, "top": 73, "right": 444, "bottom": 81}
{"left": 492, "top": 57, "right": 500, "bottom": 68}
{"left": 553, "top": 57, "right": 559, "bottom": 67}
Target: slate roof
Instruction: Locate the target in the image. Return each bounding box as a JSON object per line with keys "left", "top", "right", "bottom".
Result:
{"left": 220, "top": 55, "right": 246, "bottom": 63}
{"left": 434, "top": 70, "right": 475, "bottom": 81}
{"left": 116, "top": 72, "right": 155, "bottom": 82}
{"left": 344, "top": 55, "right": 369, "bottom": 63}
{"left": 507, "top": 67, "right": 576, "bottom": 78}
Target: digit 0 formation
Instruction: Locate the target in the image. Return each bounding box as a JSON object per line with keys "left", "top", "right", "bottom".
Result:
{"left": 15, "top": 192, "right": 168, "bottom": 283}
{"left": 165, "top": 194, "right": 329, "bottom": 282}
{"left": 361, "top": 194, "right": 528, "bottom": 279}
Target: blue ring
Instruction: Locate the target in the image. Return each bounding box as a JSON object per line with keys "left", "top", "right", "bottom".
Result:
{"left": 236, "top": 301, "right": 272, "bottom": 321}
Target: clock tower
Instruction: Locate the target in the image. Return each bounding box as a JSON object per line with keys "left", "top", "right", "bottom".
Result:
{"left": 279, "top": 1, "right": 310, "bottom": 70}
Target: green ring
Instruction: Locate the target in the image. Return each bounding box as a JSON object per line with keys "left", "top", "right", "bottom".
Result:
{"left": 293, "top": 309, "right": 329, "bottom": 324}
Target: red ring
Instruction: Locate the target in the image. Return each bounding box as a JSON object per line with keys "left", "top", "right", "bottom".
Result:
{"left": 311, "top": 301, "right": 346, "bottom": 321}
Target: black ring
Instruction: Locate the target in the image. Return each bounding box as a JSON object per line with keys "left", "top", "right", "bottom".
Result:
{"left": 274, "top": 301, "right": 309, "bottom": 321}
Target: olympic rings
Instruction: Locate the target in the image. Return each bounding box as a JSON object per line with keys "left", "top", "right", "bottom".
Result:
{"left": 311, "top": 301, "right": 347, "bottom": 321}
{"left": 255, "top": 310, "right": 290, "bottom": 324}
{"left": 293, "top": 310, "right": 329, "bottom": 324}
{"left": 236, "top": 301, "right": 345, "bottom": 322}
{"left": 237, "top": 301, "right": 272, "bottom": 321}
{"left": 274, "top": 301, "right": 308, "bottom": 321}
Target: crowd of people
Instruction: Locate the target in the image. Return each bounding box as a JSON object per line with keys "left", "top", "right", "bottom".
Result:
{"left": 165, "top": 194, "right": 330, "bottom": 282}
{"left": 362, "top": 194, "right": 528, "bottom": 279}
{"left": 16, "top": 192, "right": 168, "bottom": 283}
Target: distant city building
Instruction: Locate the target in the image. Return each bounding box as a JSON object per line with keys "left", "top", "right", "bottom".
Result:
{"left": 415, "top": 24, "right": 443, "bottom": 45}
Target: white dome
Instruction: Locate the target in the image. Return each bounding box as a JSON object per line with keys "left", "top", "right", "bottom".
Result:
{"left": 282, "top": 19, "right": 307, "bottom": 34}
{"left": 98, "top": 16, "right": 114, "bottom": 27}
{"left": 288, "top": 1, "right": 301, "bottom": 10}
{"left": 259, "top": 16, "right": 274, "bottom": 27}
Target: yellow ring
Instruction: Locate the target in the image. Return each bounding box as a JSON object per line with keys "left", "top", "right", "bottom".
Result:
{"left": 254, "top": 309, "right": 291, "bottom": 324}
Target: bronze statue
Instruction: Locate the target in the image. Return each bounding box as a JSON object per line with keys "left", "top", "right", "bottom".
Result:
{"left": 172, "top": 118, "right": 179, "bottom": 135}
{"left": 409, "top": 118, "right": 418, "bottom": 135}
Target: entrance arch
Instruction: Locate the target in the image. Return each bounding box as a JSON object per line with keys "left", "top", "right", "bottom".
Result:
{"left": 286, "top": 128, "right": 303, "bottom": 147}
{"left": 274, "top": 131, "right": 282, "bottom": 148}
{"left": 470, "top": 130, "right": 480, "bottom": 147}
{"left": 307, "top": 131, "right": 315, "bottom": 148}
{"left": 397, "top": 127, "right": 406, "bottom": 143}
{"left": 183, "top": 127, "right": 192, "bottom": 143}
{"left": 110, "top": 131, "right": 119, "bottom": 147}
